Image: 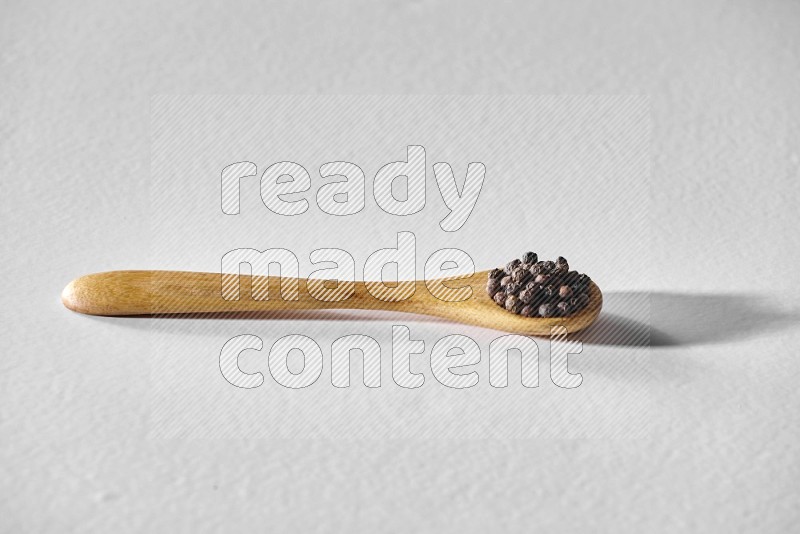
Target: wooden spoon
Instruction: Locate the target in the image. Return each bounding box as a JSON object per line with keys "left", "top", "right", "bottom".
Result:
{"left": 61, "top": 270, "right": 602, "bottom": 336}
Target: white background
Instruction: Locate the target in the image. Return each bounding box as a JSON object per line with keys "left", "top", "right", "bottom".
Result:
{"left": 2, "top": 0, "right": 799, "bottom": 532}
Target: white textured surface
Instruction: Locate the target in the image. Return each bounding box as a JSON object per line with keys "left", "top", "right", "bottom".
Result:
{"left": 2, "top": 0, "right": 799, "bottom": 532}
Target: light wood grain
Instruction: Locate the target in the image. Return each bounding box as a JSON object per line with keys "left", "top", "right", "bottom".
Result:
{"left": 62, "top": 270, "right": 602, "bottom": 336}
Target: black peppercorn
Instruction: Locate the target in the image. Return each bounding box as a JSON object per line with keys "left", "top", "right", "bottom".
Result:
{"left": 530, "top": 289, "right": 547, "bottom": 306}
{"left": 512, "top": 267, "right": 530, "bottom": 285}
{"left": 505, "top": 259, "right": 521, "bottom": 273}
{"left": 520, "top": 305, "right": 535, "bottom": 318}
{"left": 543, "top": 284, "right": 558, "bottom": 299}
{"left": 505, "top": 294, "right": 521, "bottom": 313}
{"left": 521, "top": 251, "right": 538, "bottom": 264}
{"left": 486, "top": 279, "right": 501, "bottom": 297}
{"left": 564, "top": 270, "right": 580, "bottom": 284}
{"left": 489, "top": 268, "right": 505, "bottom": 280}
{"left": 505, "top": 282, "right": 521, "bottom": 295}
{"left": 559, "top": 285, "right": 573, "bottom": 299}
{"left": 534, "top": 273, "right": 551, "bottom": 285}
{"left": 556, "top": 301, "right": 571, "bottom": 316}
{"left": 493, "top": 291, "right": 507, "bottom": 306}
{"left": 529, "top": 263, "right": 543, "bottom": 276}
{"left": 518, "top": 287, "right": 535, "bottom": 304}
{"left": 539, "top": 303, "right": 555, "bottom": 318}
{"left": 500, "top": 275, "right": 512, "bottom": 288}
{"left": 542, "top": 261, "right": 556, "bottom": 273}
{"left": 556, "top": 256, "right": 569, "bottom": 270}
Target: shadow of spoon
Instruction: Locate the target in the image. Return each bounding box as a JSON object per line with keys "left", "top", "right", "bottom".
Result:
{"left": 574, "top": 291, "right": 798, "bottom": 347}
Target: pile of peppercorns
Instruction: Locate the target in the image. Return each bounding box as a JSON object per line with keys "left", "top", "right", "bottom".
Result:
{"left": 486, "top": 252, "right": 592, "bottom": 318}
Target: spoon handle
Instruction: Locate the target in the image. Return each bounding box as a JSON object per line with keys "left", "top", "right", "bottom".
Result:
{"left": 61, "top": 270, "right": 444, "bottom": 316}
